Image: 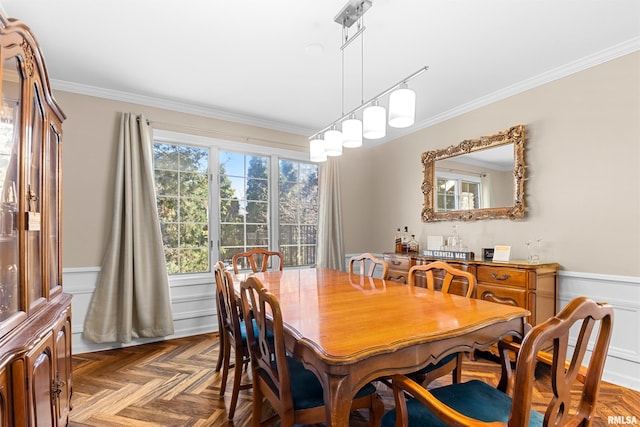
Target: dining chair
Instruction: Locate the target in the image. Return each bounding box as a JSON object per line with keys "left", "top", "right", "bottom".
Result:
{"left": 406, "top": 261, "right": 477, "bottom": 386}
{"left": 381, "top": 296, "right": 614, "bottom": 427}
{"left": 232, "top": 247, "right": 284, "bottom": 274}
{"left": 240, "top": 275, "right": 385, "bottom": 427}
{"left": 213, "top": 261, "right": 252, "bottom": 419}
{"left": 349, "top": 252, "right": 389, "bottom": 279}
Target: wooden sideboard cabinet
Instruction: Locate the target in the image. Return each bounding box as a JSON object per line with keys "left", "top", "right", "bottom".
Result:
{"left": 0, "top": 12, "right": 71, "bottom": 427}
{"left": 383, "top": 253, "right": 559, "bottom": 326}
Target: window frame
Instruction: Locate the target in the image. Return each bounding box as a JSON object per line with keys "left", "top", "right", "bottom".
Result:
{"left": 153, "top": 130, "right": 317, "bottom": 282}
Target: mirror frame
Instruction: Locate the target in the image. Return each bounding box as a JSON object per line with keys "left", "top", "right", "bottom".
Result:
{"left": 421, "top": 124, "right": 526, "bottom": 222}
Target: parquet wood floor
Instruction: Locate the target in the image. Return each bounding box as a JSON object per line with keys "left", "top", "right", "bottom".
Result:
{"left": 68, "top": 333, "right": 639, "bottom": 427}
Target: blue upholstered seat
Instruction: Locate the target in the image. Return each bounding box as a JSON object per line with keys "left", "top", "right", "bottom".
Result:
{"left": 285, "top": 357, "right": 378, "bottom": 410}
{"left": 381, "top": 380, "right": 544, "bottom": 427}
{"left": 239, "top": 318, "right": 273, "bottom": 341}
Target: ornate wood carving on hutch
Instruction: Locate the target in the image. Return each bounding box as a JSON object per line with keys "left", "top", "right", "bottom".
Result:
{"left": 0, "top": 12, "right": 71, "bottom": 426}
{"left": 383, "top": 253, "right": 559, "bottom": 326}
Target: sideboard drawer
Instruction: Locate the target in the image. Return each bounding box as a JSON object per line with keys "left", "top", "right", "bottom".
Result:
{"left": 477, "top": 283, "right": 527, "bottom": 309}
{"left": 384, "top": 253, "right": 411, "bottom": 270}
{"left": 477, "top": 266, "right": 527, "bottom": 287}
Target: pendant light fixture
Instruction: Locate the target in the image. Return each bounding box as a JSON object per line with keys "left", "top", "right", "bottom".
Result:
{"left": 342, "top": 114, "right": 362, "bottom": 148}
{"left": 324, "top": 125, "right": 343, "bottom": 156}
{"left": 388, "top": 83, "right": 416, "bottom": 128}
{"left": 308, "top": 0, "right": 428, "bottom": 162}
{"left": 309, "top": 135, "right": 327, "bottom": 162}
{"left": 363, "top": 99, "right": 386, "bottom": 139}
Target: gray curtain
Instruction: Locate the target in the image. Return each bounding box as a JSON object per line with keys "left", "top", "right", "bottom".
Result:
{"left": 83, "top": 113, "right": 174, "bottom": 343}
{"left": 316, "top": 157, "right": 345, "bottom": 271}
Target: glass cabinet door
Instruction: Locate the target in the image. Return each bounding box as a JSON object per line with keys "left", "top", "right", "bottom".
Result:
{"left": 47, "top": 124, "right": 61, "bottom": 295}
{"left": 0, "top": 56, "right": 22, "bottom": 328}
{"left": 26, "top": 86, "right": 44, "bottom": 309}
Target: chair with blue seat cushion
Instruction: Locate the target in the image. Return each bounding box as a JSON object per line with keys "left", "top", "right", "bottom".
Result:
{"left": 407, "top": 261, "right": 477, "bottom": 386}
{"left": 240, "top": 275, "right": 384, "bottom": 427}
{"left": 381, "top": 297, "right": 614, "bottom": 427}
{"left": 213, "top": 261, "right": 253, "bottom": 419}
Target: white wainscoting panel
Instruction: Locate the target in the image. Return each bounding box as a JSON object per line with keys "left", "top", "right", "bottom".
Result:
{"left": 63, "top": 266, "right": 639, "bottom": 390}
{"left": 63, "top": 267, "right": 218, "bottom": 355}
{"left": 559, "top": 270, "right": 640, "bottom": 391}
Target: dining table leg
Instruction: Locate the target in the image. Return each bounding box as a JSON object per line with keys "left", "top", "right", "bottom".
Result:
{"left": 323, "top": 373, "right": 354, "bottom": 426}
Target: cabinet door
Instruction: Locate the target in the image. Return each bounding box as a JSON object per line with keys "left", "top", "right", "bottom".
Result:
{"left": 54, "top": 309, "right": 72, "bottom": 425}
{"left": 0, "top": 367, "right": 8, "bottom": 426}
{"left": 26, "top": 332, "right": 55, "bottom": 427}
{"left": 46, "top": 124, "right": 62, "bottom": 298}
{"left": 0, "top": 55, "right": 24, "bottom": 334}
{"left": 25, "top": 85, "right": 45, "bottom": 311}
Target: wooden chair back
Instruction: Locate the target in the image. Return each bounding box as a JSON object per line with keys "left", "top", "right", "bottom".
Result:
{"left": 213, "top": 261, "right": 251, "bottom": 418}
{"left": 239, "top": 276, "right": 295, "bottom": 422}
{"left": 503, "top": 297, "right": 614, "bottom": 426}
{"left": 349, "top": 252, "right": 389, "bottom": 279}
{"left": 407, "top": 260, "right": 476, "bottom": 297}
{"left": 213, "top": 261, "right": 242, "bottom": 340}
{"left": 389, "top": 297, "right": 615, "bottom": 427}
{"left": 232, "top": 247, "right": 284, "bottom": 274}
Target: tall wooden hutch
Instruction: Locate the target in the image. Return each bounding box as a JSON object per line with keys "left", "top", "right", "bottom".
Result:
{"left": 0, "top": 13, "right": 72, "bottom": 426}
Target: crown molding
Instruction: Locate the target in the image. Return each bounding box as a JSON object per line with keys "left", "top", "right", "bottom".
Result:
{"left": 413, "top": 37, "right": 640, "bottom": 133}
{"left": 49, "top": 80, "right": 314, "bottom": 136}
{"left": 50, "top": 37, "right": 638, "bottom": 143}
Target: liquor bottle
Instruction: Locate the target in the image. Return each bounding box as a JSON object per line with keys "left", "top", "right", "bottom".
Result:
{"left": 408, "top": 235, "right": 419, "bottom": 254}
{"left": 402, "top": 226, "right": 410, "bottom": 253}
{"left": 395, "top": 228, "right": 402, "bottom": 253}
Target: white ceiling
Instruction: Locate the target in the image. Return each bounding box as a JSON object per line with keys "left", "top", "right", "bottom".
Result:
{"left": 1, "top": 0, "right": 638, "bottom": 146}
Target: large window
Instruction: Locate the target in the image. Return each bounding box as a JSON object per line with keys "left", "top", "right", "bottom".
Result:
{"left": 278, "top": 159, "right": 318, "bottom": 266}
{"left": 218, "top": 151, "right": 270, "bottom": 265}
{"left": 153, "top": 131, "right": 318, "bottom": 275}
{"left": 154, "top": 144, "right": 210, "bottom": 274}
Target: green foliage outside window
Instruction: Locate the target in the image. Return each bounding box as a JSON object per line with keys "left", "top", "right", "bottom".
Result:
{"left": 154, "top": 143, "right": 209, "bottom": 274}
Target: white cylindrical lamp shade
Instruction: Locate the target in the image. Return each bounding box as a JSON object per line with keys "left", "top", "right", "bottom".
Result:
{"left": 309, "top": 137, "right": 327, "bottom": 162}
{"left": 341, "top": 115, "right": 362, "bottom": 148}
{"left": 324, "top": 126, "right": 343, "bottom": 156}
{"left": 362, "top": 100, "right": 386, "bottom": 139}
{"left": 388, "top": 83, "right": 416, "bottom": 128}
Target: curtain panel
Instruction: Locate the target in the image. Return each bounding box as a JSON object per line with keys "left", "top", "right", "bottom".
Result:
{"left": 316, "top": 157, "right": 345, "bottom": 271}
{"left": 83, "top": 113, "right": 174, "bottom": 343}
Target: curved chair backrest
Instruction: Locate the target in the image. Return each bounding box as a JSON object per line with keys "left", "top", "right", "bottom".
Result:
{"left": 232, "top": 248, "right": 284, "bottom": 274}
{"left": 508, "top": 297, "right": 614, "bottom": 426}
{"left": 213, "top": 261, "right": 242, "bottom": 341}
{"left": 349, "top": 253, "right": 389, "bottom": 279}
{"left": 239, "top": 276, "right": 293, "bottom": 416}
{"left": 407, "top": 261, "right": 476, "bottom": 297}
{"left": 388, "top": 297, "right": 615, "bottom": 427}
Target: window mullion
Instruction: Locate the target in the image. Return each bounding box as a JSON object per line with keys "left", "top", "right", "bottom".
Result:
{"left": 270, "top": 155, "right": 280, "bottom": 253}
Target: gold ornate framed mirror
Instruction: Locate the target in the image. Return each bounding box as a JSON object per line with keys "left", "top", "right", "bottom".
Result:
{"left": 421, "top": 125, "right": 525, "bottom": 222}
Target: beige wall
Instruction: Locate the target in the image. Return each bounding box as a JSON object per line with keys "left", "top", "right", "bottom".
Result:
{"left": 346, "top": 52, "right": 639, "bottom": 276}
{"left": 57, "top": 52, "right": 639, "bottom": 277}
{"left": 55, "top": 93, "right": 307, "bottom": 267}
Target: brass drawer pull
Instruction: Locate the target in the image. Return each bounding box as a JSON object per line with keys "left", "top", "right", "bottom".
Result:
{"left": 391, "top": 260, "right": 402, "bottom": 266}
{"left": 490, "top": 273, "right": 511, "bottom": 281}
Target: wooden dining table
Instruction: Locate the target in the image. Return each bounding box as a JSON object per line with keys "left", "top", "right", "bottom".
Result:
{"left": 234, "top": 267, "right": 530, "bottom": 426}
